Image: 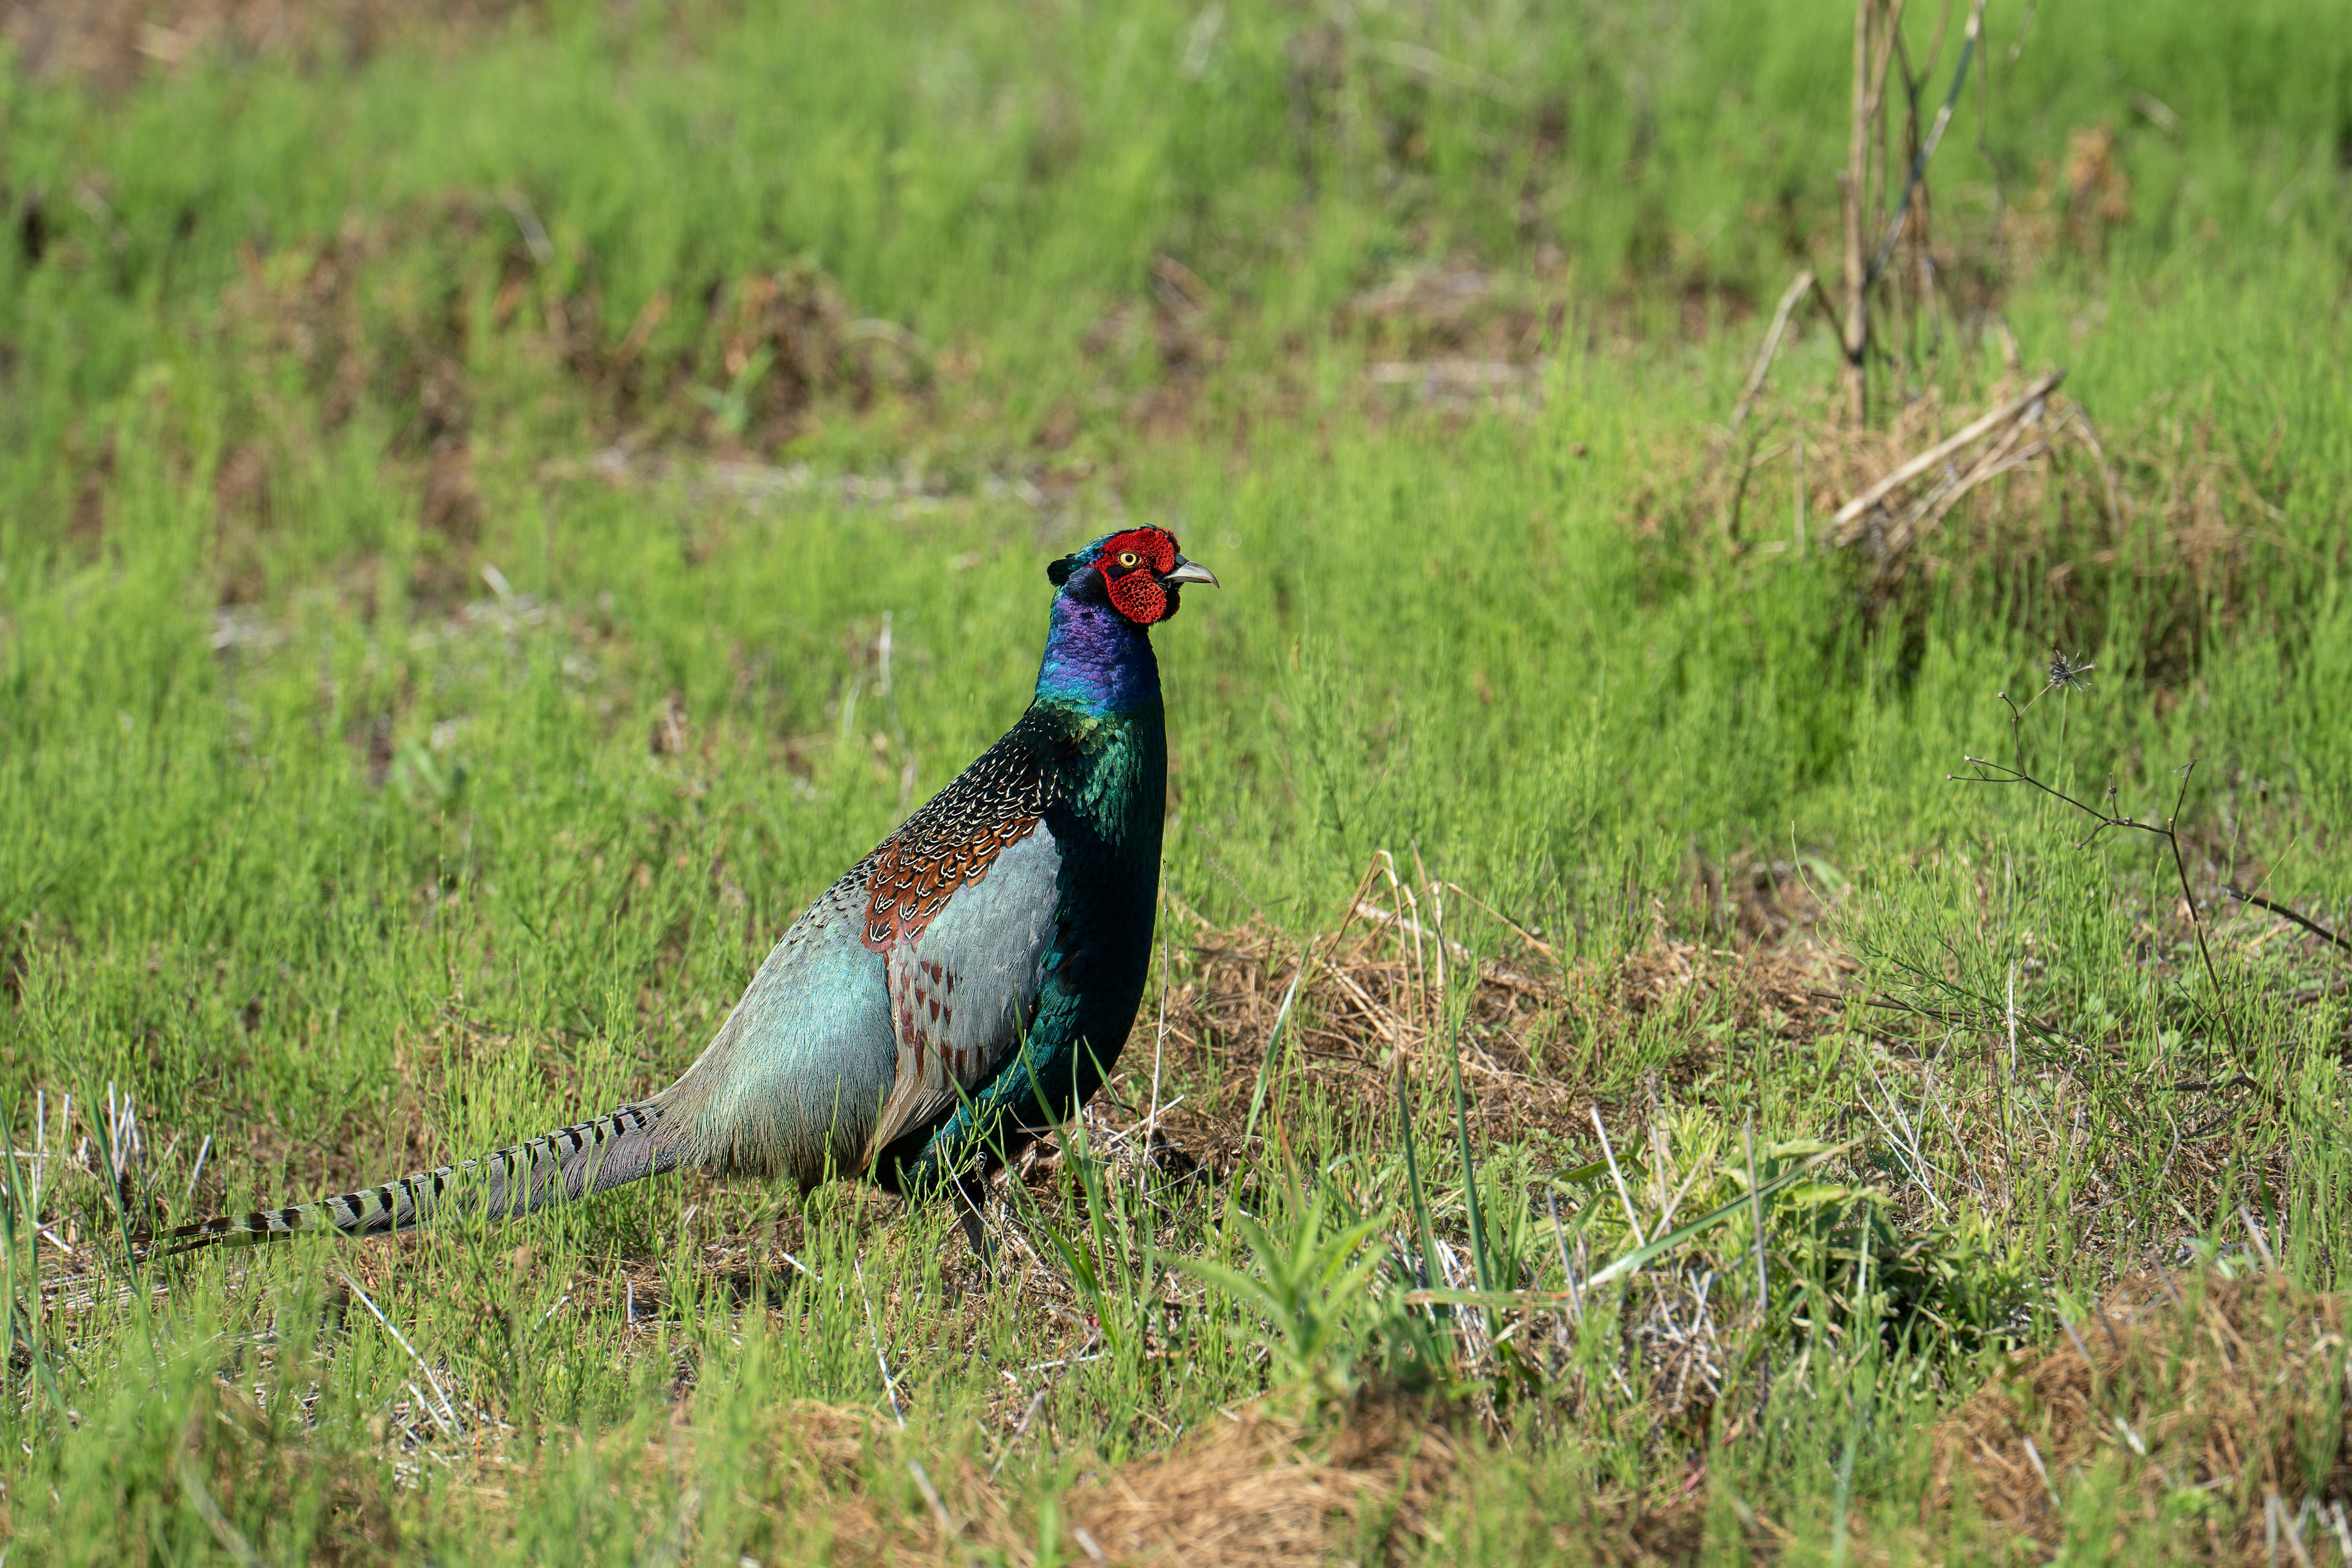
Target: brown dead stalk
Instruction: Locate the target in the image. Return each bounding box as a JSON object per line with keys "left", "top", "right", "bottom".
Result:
{"left": 1835, "top": 0, "right": 1994, "bottom": 426}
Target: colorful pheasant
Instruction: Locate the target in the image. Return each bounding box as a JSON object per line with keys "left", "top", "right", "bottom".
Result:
{"left": 152, "top": 527, "right": 1215, "bottom": 1256}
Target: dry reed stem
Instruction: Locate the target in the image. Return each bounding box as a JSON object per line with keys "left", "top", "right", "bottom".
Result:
{"left": 1841, "top": 0, "right": 1874, "bottom": 424}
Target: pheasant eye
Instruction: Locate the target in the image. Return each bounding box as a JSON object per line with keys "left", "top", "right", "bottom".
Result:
{"left": 1115, "top": 551, "right": 1140, "bottom": 568}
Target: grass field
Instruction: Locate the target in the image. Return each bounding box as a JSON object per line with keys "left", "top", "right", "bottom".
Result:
{"left": 6, "top": 0, "right": 2352, "bottom": 1561}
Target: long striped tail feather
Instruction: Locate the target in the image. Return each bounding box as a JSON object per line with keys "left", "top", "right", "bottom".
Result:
{"left": 137, "top": 1102, "right": 674, "bottom": 1259}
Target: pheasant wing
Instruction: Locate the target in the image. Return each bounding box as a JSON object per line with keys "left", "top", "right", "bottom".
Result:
{"left": 861, "top": 718, "right": 1066, "bottom": 1162}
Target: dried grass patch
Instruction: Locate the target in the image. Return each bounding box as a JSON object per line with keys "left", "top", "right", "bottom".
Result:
{"left": 1062, "top": 1396, "right": 1710, "bottom": 1568}
{"left": 1137, "top": 864, "right": 1853, "bottom": 1174}
{"left": 1711, "top": 349, "right": 2283, "bottom": 691}
{"left": 217, "top": 197, "right": 916, "bottom": 454}
{"left": 1822, "top": 379, "right": 2265, "bottom": 668}
{"left": 532, "top": 1395, "right": 1463, "bottom": 1568}
{"left": 1931, "top": 1273, "right": 2352, "bottom": 1562}
{"left": 1062, "top": 1397, "right": 1457, "bottom": 1568}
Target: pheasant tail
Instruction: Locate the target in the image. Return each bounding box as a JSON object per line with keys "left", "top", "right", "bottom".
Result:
{"left": 140, "top": 1102, "right": 673, "bottom": 1257}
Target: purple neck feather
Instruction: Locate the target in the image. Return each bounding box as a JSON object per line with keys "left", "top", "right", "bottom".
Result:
{"left": 1034, "top": 594, "right": 1161, "bottom": 714}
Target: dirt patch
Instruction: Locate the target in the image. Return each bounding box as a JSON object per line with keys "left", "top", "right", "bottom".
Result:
{"left": 0, "top": 0, "right": 526, "bottom": 90}
{"left": 1931, "top": 1272, "right": 2352, "bottom": 1562}
{"left": 1338, "top": 263, "right": 1559, "bottom": 405}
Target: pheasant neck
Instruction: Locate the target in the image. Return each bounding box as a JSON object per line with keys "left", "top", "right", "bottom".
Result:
{"left": 1033, "top": 594, "right": 1161, "bottom": 715}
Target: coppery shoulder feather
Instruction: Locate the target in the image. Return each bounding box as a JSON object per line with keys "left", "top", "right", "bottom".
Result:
{"left": 859, "top": 709, "right": 1072, "bottom": 951}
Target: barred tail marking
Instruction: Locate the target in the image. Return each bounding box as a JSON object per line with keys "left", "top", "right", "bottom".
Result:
{"left": 143, "top": 1103, "right": 671, "bottom": 1258}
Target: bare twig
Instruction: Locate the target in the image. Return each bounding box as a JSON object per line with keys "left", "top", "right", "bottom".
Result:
{"left": 181, "top": 1134, "right": 210, "bottom": 1207}
{"left": 2226, "top": 886, "right": 2352, "bottom": 959}
{"left": 1953, "top": 726, "right": 2230, "bottom": 1031}
{"left": 340, "top": 1272, "right": 459, "bottom": 1436}
{"left": 1729, "top": 271, "right": 1817, "bottom": 436}
{"left": 1545, "top": 1188, "right": 1583, "bottom": 1327}
{"left": 178, "top": 1427, "right": 263, "bottom": 1567}
{"left": 1841, "top": 0, "right": 1873, "bottom": 424}
{"left": 1743, "top": 1115, "right": 1769, "bottom": 1310}
{"left": 990, "top": 1387, "right": 1049, "bottom": 1480}
{"left": 2241, "top": 1205, "right": 2277, "bottom": 1271}
{"left": 1438, "top": 880, "right": 1559, "bottom": 962}
{"left": 908, "top": 1459, "right": 954, "bottom": 1534}
{"left": 1882, "top": 396, "right": 2052, "bottom": 554}
{"left": 1144, "top": 935, "right": 1169, "bottom": 1195}
{"left": 2065, "top": 403, "right": 2126, "bottom": 519}
{"left": 1591, "top": 1110, "right": 1645, "bottom": 1247}
{"left": 2020, "top": 1435, "right": 2062, "bottom": 1510}
{"left": 855, "top": 1258, "right": 906, "bottom": 1428}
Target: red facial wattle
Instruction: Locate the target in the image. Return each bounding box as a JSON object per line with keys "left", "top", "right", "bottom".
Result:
{"left": 1106, "top": 571, "right": 1170, "bottom": 622}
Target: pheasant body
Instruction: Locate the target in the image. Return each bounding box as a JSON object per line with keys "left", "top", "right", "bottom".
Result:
{"left": 156, "top": 528, "right": 1212, "bottom": 1255}
{"left": 655, "top": 600, "right": 1169, "bottom": 1194}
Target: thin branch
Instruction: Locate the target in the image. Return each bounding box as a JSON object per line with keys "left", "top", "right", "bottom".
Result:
{"left": 2163, "top": 764, "right": 2228, "bottom": 1009}
{"left": 341, "top": 1273, "right": 459, "bottom": 1436}
{"left": 1729, "top": 271, "right": 1817, "bottom": 437}
{"left": 855, "top": 1257, "right": 907, "bottom": 1428}
{"left": 1864, "top": 0, "right": 1988, "bottom": 288}
{"left": 1952, "top": 748, "right": 2231, "bottom": 1031}
{"left": 1840, "top": 0, "right": 1873, "bottom": 424}
{"left": 2226, "top": 887, "right": 2352, "bottom": 959}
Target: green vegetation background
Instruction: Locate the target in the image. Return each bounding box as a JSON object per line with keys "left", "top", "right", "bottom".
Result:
{"left": 2, "top": 0, "right": 2351, "bottom": 1561}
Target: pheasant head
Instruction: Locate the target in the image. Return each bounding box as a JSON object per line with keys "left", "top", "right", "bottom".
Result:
{"left": 1046, "top": 526, "right": 1219, "bottom": 625}
{"left": 1035, "top": 526, "right": 1216, "bottom": 714}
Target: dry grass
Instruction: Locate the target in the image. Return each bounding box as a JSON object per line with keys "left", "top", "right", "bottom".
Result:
{"left": 10, "top": 758, "right": 2322, "bottom": 1568}
{"left": 1706, "top": 356, "right": 2280, "bottom": 692}
{"left": 216, "top": 196, "right": 915, "bottom": 441}
{"left": 1062, "top": 1395, "right": 1457, "bottom": 1568}
{"left": 374, "top": 1385, "right": 1461, "bottom": 1568}
{"left": 193, "top": 194, "right": 931, "bottom": 607}
{"left": 20, "top": 850, "right": 1861, "bottom": 1321}
{"left": 1932, "top": 1272, "right": 2352, "bottom": 1562}
{"left": 11, "top": 852, "right": 1871, "bottom": 1565}
{"left": 615, "top": 1393, "right": 1458, "bottom": 1568}
{"left": 1130, "top": 859, "right": 1853, "bottom": 1182}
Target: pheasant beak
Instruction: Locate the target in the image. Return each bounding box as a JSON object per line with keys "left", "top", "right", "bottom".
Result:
{"left": 1160, "top": 556, "right": 1219, "bottom": 589}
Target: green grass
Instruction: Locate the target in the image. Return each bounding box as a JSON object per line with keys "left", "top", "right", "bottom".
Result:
{"left": 5, "top": 0, "right": 2352, "bottom": 1561}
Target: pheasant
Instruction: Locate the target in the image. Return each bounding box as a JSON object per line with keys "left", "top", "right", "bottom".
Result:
{"left": 151, "top": 527, "right": 1216, "bottom": 1257}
